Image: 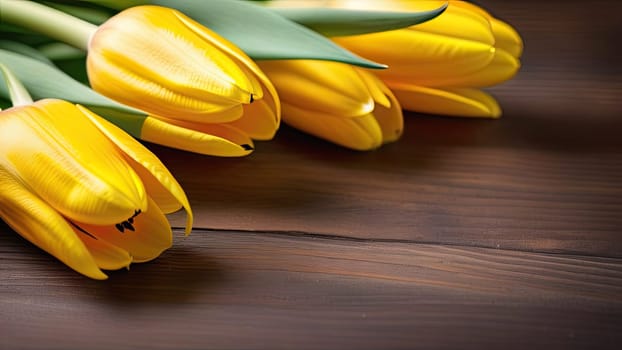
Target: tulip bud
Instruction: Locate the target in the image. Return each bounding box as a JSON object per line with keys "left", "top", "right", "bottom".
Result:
{"left": 258, "top": 60, "right": 403, "bottom": 150}
{"left": 0, "top": 99, "right": 192, "bottom": 279}
{"left": 331, "top": 0, "right": 523, "bottom": 117}
{"left": 87, "top": 5, "right": 280, "bottom": 156}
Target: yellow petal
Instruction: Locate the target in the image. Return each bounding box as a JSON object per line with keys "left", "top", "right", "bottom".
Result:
{"left": 78, "top": 106, "right": 193, "bottom": 235}
{"left": 0, "top": 100, "right": 146, "bottom": 225}
{"left": 175, "top": 8, "right": 285, "bottom": 110}
{"left": 88, "top": 5, "right": 256, "bottom": 121}
{"left": 73, "top": 225, "right": 132, "bottom": 271}
{"left": 140, "top": 116, "right": 254, "bottom": 157}
{"left": 229, "top": 98, "right": 279, "bottom": 140}
{"left": 336, "top": 29, "right": 496, "bottom": 83}
{"left": 392, "top": 47, "right": 520, "bottom": 88}
{"left": 258, "top": 60, "right": 374, "bottom": 117}
{"left": 395, "top": 1, "right": 496, "bottom": 46}
{"left": 448, "top": 1, "right": 523, "bottom": 57}
{"left": 490, "top": 18, "right": 524, "bottom": 58}
{"left": 77, "top": 197, "right": 172, "bottom": 263}
{"left": 0, "top": 167, "right": 106, "bottom": 279}
{"left": 88, "top": 53, "right": 244, "bottom": 122}
{"left": 357, "top": 70, "right": 404, "bottom": 143}
{"left": 282, "top": 103, "right": 382, "bottom": 150}
{"left": 388, "top": 83, "right": 501, "bottom": 118}
{"left": 356, "top": 68, "right": 391, "bottom": 108}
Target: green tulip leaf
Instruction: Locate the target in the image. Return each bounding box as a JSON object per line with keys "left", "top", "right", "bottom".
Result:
{"left": 0, "top": 48, "right": 147, "bottom": 137}
{"left": 268, "top": 4, "right": 448, "bottom": 37}
{"left": 148, "top": 0, "right": 386, "bottom": 68}
{"left": 0, "top": 40, "right": 54, "bottom": 65}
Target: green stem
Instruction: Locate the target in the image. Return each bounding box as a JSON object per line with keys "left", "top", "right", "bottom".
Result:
{"left": 0, "top": 63, "right": 33, "bottom": 107}
{"left": 0, "top": 0, "right": 98, "bottom": 51}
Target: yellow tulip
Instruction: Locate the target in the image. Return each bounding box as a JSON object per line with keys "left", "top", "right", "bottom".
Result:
{"left": 0, "top": 99, "right": 192, "bottom": 279}
{"left": 257, "top": 60, "right": 403, "bottom": 150}
{"left": 266, "top": 0, "right": 523, "bottom": 118}
{"left": 87, "top": 5, "right": 280, "bottom": 156}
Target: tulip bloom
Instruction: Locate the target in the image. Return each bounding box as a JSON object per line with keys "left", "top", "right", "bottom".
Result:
{"left": 266, "top": 0, "right": 522, "bottom": 118}
{"left": 257, "top": 60, "right": 403, "bottom": 150}
{"left": 0, "top": 99, "right": 192, "bottom": 279}
{"left": 87, "top": 5, "right": 280, "bottom": 156}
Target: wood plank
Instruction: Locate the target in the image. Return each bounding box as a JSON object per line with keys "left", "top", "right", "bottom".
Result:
{"left": 159, "top": 111, "right": 622, "bottom": 257}
{"left": 1, "top": 229, "right": 620, "bottom": 349}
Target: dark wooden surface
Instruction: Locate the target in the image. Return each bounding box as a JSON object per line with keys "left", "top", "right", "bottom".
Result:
{"left": 2, "top": 1, "right": 622, "bottom": 349}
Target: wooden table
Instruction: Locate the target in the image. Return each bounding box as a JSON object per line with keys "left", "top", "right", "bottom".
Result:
{"left": 1, "top": 1, "right": 621, "bottom": 349}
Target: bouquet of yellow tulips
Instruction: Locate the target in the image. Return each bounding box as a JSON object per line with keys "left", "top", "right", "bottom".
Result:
{"left": 0, "top": 0, "right": 522, "bottom": 278}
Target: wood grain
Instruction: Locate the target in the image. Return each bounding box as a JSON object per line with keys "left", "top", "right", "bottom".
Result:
{"left": 161, "top": 112, "right": 622, "bottom": 258}
{"left": 1, "top": 229, "right": 621, "bottom": 350}
{"left": 1, "top": 1, "right": 622, "bottom": 349}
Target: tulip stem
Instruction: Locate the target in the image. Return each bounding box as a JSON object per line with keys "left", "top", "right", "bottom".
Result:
{"left": 0, "top": 0, "right": 98, "bottom": 51}
{"left": 0, "top": 63, "right": 34, "bottom": 107}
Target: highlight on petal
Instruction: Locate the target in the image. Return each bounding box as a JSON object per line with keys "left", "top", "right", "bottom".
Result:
{"left": 78, "top": 105, "right": 193, "bottom": 235}
{"left": 426, "top": 1, "right": 523, "bottom": 58}
{"left": 140, "top": 116, "right": 254, "bottom": 157}
{"left": 87, "top": 51, "right": 245, "bottom": 122}
{"left": 0, "top": 167, "right": 107, "bottom": 280}
{"left": 388, "top": 83, "right": 501, "bottom": 118}
{"left": 258, "top": 59, "right": 374, "bottom": 117}
{"left": 356, "top": 68, "right": 391, "bottom": 108}
{"left": 402, "top": 47, "right": 521, "bottom": 88}
{"left": 335, "top": 29, "right": 496, "bottom": 82}
{"left": 76, "top": 197, "right": 172, "bottom": 263}
{"left": 282, "top": 103, "right": 383, "bottom": 150}
{"left": 357, "top": 70, "right": 404, "bottom": 143}
{"left": 490, "top": 18, "right": 524, "bottom": 58}
{"left": 395, "top": 1, "right": 496, "bottom": 46}
{"left": 0, "top": 100, "right": 147, "bottom": 225}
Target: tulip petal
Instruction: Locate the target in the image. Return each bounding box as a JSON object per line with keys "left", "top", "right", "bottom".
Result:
{"left": 395, "top": 47, "right": 520, "bottom": 88}
{"left": 258, "top": 60, "right": 374, "bottom": 117}
{"left": 73, "top": 225, "right": 132, "bottom": 271}
{"left": 141, "top": 116, "right": 254, "bottom": 157}
{"left": 229, "top": 99, "right": 280, "bottom": 140}
{"left": 78, "top": 106, "right": 193, "bottom": 235}
{"left": 77, "top": 197, "right": 172, "bottom": 263}
{"left": 388, "top": 83, "right": 501, "bottom": 118}
{"left": 0, "top": 100, "right": 147, "bottom": 225}
{"left": 337, "top": 29, "right": 495, "bottom": 82}
{"left": 180, "top": 10, "right": 286, "bottom": 133}
{"left": 449, "top": 1, "right": 523, "bottom": 58}
{"left": 172, "top": 8, "right": 266, "bottom": 99}
{"left": 89, "top": 6, "right": 257, "bottom": 110}
{"left": 282, "top": 103, "right": 382, "bottom": 150}
{"left": 0, "top": 167, "right": 106, "bottom": 279}
{"left": 490, "top": 18, "right": 524, "bottom": 58}
{"left": 88, "top": 53, "right": 245, "bottom": 122}
{"left": 356, "top": 68, "right": 391, "bottom": 108}
{"left": 357, "top": 70, "right": 404, "bottom": 143}
{"left": 396, "top": 1, "right": 496, "bottom": 46}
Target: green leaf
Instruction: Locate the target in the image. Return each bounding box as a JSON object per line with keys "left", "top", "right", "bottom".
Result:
{"left": 148, "top": 0, "right": 385, "bottom": 68}
{"left": 270, "top": 4, "right": 447, "bottom": 37}
{"left": 0, "top": 40, "right": 54, "bottom": 65}
{"left": 0, "top": 48, "right": 146, "bottom": 137}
